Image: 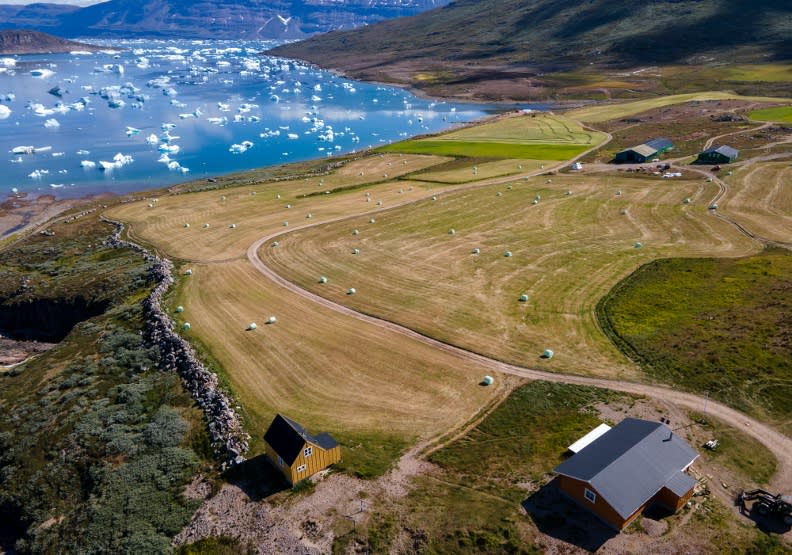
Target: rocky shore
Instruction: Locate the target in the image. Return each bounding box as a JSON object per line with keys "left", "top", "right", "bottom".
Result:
{"left": 103, "top": 217, "right": 250, "bottom": 465}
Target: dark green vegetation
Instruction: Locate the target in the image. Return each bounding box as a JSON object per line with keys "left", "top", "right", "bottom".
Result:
{"left": 271, "top": 0, "right": 792, "bottom": 101}
{"left": 380, "top": 141, "right": 588, "bottom": 160}
{"left": 598, "top": 249, "right": 792, "bottom": 435}
{"left": 0, "top": 215, "right": 210, "bottom": 553}
{"left": 177, "top": 536, "right": 253, "bottom": 555}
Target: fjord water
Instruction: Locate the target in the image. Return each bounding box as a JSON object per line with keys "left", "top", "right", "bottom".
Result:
{"left": 0, "top": 39, "right": 503, "bottom": 200}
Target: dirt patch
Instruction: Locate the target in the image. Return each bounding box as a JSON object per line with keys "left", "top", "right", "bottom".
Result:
{"left": 0, "top": 194, "right": 75, "bottom": 238}
{"left": 0, "top": 336, "right": 56, "bottom": 367}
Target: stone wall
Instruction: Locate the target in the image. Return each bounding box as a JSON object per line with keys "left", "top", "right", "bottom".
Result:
{"left": 102, "top": 217, "right": 249, "bottom": 465}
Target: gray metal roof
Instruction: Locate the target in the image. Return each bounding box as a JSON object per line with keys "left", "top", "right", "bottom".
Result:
{"left": 664, "top": 471, "right": 697, "bottom": 497}
{"left": 554, "top": 418, "right": 699, "bottom": 520}
{"left": 264, "top": 414, "right": 338, "bottom": 466}
{"left": 645, "top": 137, "right": 673, "bottom": 151}
{"left": 703, "top": 145, "right": 739, "bottom": 159}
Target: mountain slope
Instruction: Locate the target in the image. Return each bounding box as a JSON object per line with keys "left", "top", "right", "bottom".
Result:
{"left": 0, "top": 0, "right": 451, "bottom": 39}
{"left": 0, "top": 29, "right": 102, "bottom": 54}
{"left": 270, "top": 0, "right": 792, "bottom": 100}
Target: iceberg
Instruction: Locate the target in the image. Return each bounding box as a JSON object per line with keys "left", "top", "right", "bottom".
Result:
{"left": 30, "top": 68, "right": 55, "bottom": 78}
{"left": 0, "top": 105, "right": 10, "bottom": 119}
{"left": 44, "top": 118, "right": 60, "bottom": 128}
{"left": 126, "top": 127, "right": 141, "bottom": 137}
{"left": 80, "top": 160, "right": 96, "bottom": 169}
{"left": 0, "top": 58, "right": 16, "bottom": 68}
{"left": 145, "top": 134, "right": 159, "bottom": 145}
{"left": 229, "top": 140, "right": 253, "bottom": 154}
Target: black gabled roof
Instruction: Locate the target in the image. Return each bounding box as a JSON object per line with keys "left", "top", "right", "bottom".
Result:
{"left": 264, "top": 414, "right": 338, "bottom": 466}
{"left": 554, "top": 418, "right": 698, "bottom": 520}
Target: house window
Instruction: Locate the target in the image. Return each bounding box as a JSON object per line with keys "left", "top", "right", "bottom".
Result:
{"left": 304, "top": 446, "right": 313, "bottom": 458}
{"left": 296, "top": 464, "right": 306, "bottom": 473}
{"left": 584, "top": 488, "right": 597, "bottom": 503}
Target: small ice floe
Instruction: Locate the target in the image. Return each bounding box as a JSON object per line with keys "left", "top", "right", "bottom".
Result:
{"left": 30, "top": 68, "right": 55, "bottom": 78}
{"left": 229, "top": 140, "right": 253, "bottom": 154}
{"left": 77, "top": 149, "right": 90, "bottom": 155}
{"left": 80, "top": 160, "right": 96, "bottom": 169}
{"left": 159, "top": 143, "right": 180, "bottom": 154}
{"left": 98, "top": 153, "right": 134, "bottom": 171}
{"left": 207, "top": 117, "right": 227, "bottom": 125}
{"left": 145, "top": 134, "right": 159, "bottom": 145}
{"left": 126, "top": 126, "right": 141, "bottom": 137}
{"left": 49, "top": 183, "right": 64, "bottom": 189}
{"left": 0, "top": 105, "right": 10, "bottom": 119}
{"left": 44, "top": 118, "right": 60, "bottom": 128}
{"left": 28, "top": 169, "right": 49, "bottom": 178}
{"left": 0, "top": 58, "right": 16, "bottom": 68}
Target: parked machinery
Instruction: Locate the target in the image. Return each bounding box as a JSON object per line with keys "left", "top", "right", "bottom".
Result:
{"left": 737, "top": 489, "right": 792, "bottom": 524}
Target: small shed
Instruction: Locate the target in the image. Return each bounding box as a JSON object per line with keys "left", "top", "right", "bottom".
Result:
{"left": 696, "top": 145, "right": 739, "bottom": 164}
{"left": 263, "top": 414, "right": 341, "bottom": 485}
{"left": 614, "top": 138, "right": 673, "bottom": 164}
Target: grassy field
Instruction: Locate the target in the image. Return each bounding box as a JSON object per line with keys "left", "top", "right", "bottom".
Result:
{"left": 409, "top": 159, "right": 548, "bottom": 185}
{"left": 748, "top": 105, "right": 792, "bottom": 123}
{"left": 567, "top": 92, "right": 792, "bottom": 123}
{"left": 719, "top": 162, "right": 792, "bottom": 244}
{"left": 381, "top": 113, "right": 606, "bottom": 160}
{"left": 261, "top": 172, "right": 758, "bottom": 379}
{"left": 598, "top": 251, "right": 792, "bottom": 436}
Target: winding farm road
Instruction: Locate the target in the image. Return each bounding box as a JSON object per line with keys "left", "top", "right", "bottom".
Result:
{"left": 246, "top": 224, "right": 792, "bottom": 494}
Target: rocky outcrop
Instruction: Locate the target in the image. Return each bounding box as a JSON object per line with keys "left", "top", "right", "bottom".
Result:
{"left": 103, "top": 218, "right": 250, "bottom": 465}
{"left": 0, "top": 30, "right": 102, "bottom": 55}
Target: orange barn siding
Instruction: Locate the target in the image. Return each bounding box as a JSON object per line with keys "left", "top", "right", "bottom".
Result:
{"left": 557, "top": 476, "right": 645, "bottom": 530}
{"left": 265, "top": 440, "right": 341, "bottom": 485}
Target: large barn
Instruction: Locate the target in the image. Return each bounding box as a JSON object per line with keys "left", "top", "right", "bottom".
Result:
{"left": 696, "top": 145, "right": 739, "bottom": 164}
{"left": 554, "top": 418, "right": 698, "bottom": 530}
{"left": 614, "top": 138, "right": 674, "bottom": 163}
{"left": 264, "top": 414, "right": 341, "bottom": 485}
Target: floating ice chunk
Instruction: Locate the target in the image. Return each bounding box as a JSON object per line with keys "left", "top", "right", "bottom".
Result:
{"left": 159, "top": 143, "right": 180, "bottom": 154}
{"left": 49, "top": 183, "right": 64, "bottom": 189}
{"left": 229, "top": 140, "right": 254, "bottom": 154}
{"left": 0, "top": 58, "right": 15, "bottom": 68}
{"left": 28, "top": 169, "right": 49, "bottom": 178}
{"left": 30, "top": 68, "right": 55, "bottom": 78}
{"left": 108, "top": 98, "right": 125, "bottom": 109}
{"left": 1, "top": 93, "right": 14, "bottom": 101}
{"left": 80, "top": 160, "right": 96, "bottom": 169}
{"left": 126, "top": 127, "right": 141, "bottom": 137}
{"left": 163, "top": 88, "right": 178, "bottom": 96}
{"left": 287, "top": 133, "right": 299, "bottom": 140}
{"left": 0, "top": 105, "right": 10, "bottom": 119}
{"left": 207, "top": 117, "right": 227, "bottom": 125}
{"left": 44, "top": 118, "right": 60, "bottom": 128}
{"left": 145, "top": 134, "right": 159, "bottom": 145}
{"left": 52, "top": 152, "right": 65, "bottom": 157}
{"left": 157, "top": 153, "right": 171, "bottom": 163}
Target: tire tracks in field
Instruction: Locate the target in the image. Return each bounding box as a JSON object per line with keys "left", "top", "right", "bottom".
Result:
{"left": 247, "top": 220, "right": 792, "bottom": 494}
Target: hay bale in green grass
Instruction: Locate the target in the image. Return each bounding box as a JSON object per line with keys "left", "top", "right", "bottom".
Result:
{"left": 504, "top": 251, "right": 513, "bottom": 257}
{"left": 481, "top": 375, "right": 494, "bottom": 386}
{"left": 542, "top": 349, "right": 554, "bottom": 359}
{"left": 306, "top": 213, "right": 312, "bottom": 219}
{"left": 376, "top": 200, "right": 383, "bottom": 206}
{"left": 472, "top": 247, "right": 480, "bottom": 254}
{"left": 507, "top": 185, "right": 513, "bottom": 190}
{"left": 319, "top": 276, "right": 328, "bottom": 284}
{"left": 286, "top": 204, "right": 292, "bottom": 209}
{"left": 247, "top": 322, "right": 257, "bottom": 330}
{"left": 431, "top": 196, "right": 437, "bottom": 201}
{"left": 184, "top": 269, "right": 193, "bottom": 276}
{"left": 565, "top": 190, "right": 572, "bottom": 196}
{"left": 683, "top": 198, "right": 691, "bottom": 204}
{"left": 352, "top": 229, "right": 360, "bottom": 235}
{"left": 229, "top": 224, "right": 236, "bottom": 229}
{"left": 616, "top": 191, "right": 622, "bottom": 196}
{"left": 709, "top": 203, "right": 718, "bottom": 210}
{"left": 519, "top": 294, "right": 529, "bottom": 302}
{"left": 276, "top": 194, "right": 281, "bottom": 199}
{"left": 369, "top": 218, "right": 376, "bottom": 224}
{"left": 203, "top": 223, "right": 210, "bottom": 228}
{"left": 496, "top": 191, "right": 502, "bottom": 197}
{"left": 221, "top": 195, "right": 226, "bottom": 201}
{"left": 266, "top": 316, "right": 277, "bottom": 324}
{"left": 634, "top": 242, "right": 642, "bottom": 249}
{"left": 251, "top": 191, "right": 257, "bottom": 196}
{"left": 347, "top": 288, "right": 356, "bottom": 295}
{"left": 620, "top": 209, "right": 628, "bottom": 215}
{"left": 352, "top": 248, "right": 360, "bottom": 255}
{"left": 449, "top": 228, "right": 455, "bottom": 235}
{"left": 147, "top": 203, "right": 153, "bottom": 208}
{"left": 532, "top": 199, "right": 539, "bottom": 205}
{"left": 184, "top": 223, "right": 190, "bottom": 228}
{"left": 283, "top": 221, "right": 289, "bottom": 226}
{"left": 182, "top": 322, "right": 191, "bottom": 331}
{"left": 271, "top": 241, "right": 279, "bottom": 247}
{"left": 175, "top": 306, "right": 184, "bottom": 313}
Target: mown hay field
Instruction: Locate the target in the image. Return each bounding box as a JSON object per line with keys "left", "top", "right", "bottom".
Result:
{"left": 381, "top": 112, "right": 606, "bottom": 159}
{"left": 720, "top": 161, "right": 792, "bottom": 244}
{"left": 109, "top": 154, "right": 453, "bottom": 262}
{"left": 748, "top": 105, "right": 792, "bottom": 123}
{"left": 260, "top": 172, "right": 759, "bottom": 379}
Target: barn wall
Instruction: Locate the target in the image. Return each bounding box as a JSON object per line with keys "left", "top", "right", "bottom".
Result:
{"left": 557, "top": 475, "right": 636, "bottom": 530}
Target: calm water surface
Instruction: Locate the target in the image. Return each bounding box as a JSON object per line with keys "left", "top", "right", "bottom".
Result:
{"left": 0, "top": 39, "right": 532, "bottom": 199}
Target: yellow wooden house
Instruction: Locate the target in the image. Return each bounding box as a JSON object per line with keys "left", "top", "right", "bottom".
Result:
{"left": 263, "top": 414, "right": 341, "bottom": 485}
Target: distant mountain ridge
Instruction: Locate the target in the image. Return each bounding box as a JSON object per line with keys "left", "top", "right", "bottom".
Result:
{"left": 0, "top": 0, "right": 451, "bottom": 39}
{"left": 270, "top": 0, "right": 792, "bottom": 100}
{"left": 0, "top": 29, "right": 102, "bottom": 53}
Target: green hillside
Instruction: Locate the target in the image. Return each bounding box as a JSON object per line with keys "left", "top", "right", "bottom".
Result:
{"left": 270, "top": 0, "right": 792, "bottom": 101}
